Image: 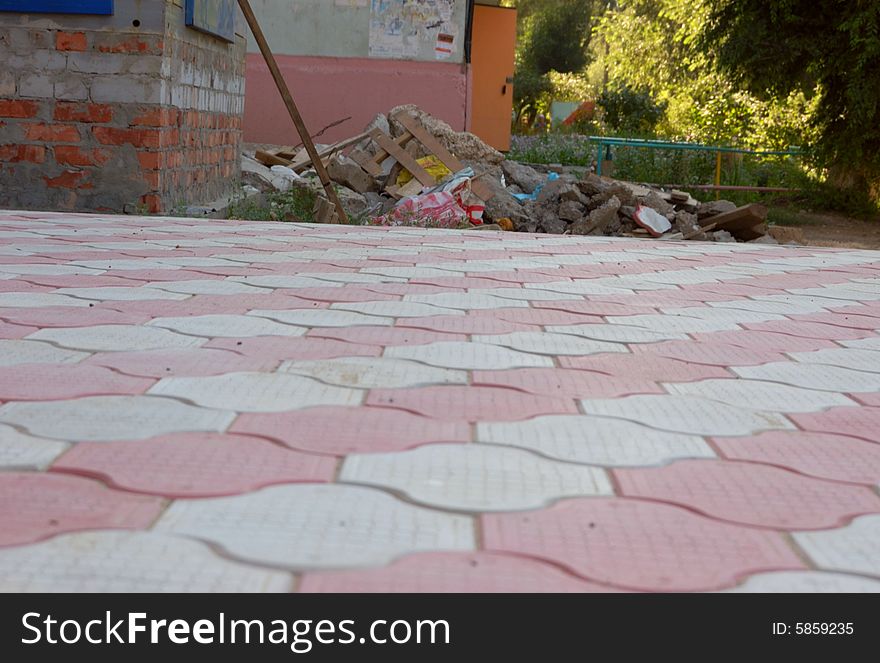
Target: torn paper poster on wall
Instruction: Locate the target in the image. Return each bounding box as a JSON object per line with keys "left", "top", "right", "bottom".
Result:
{"left": 369, "top": 0, "right": 460, "bottom": 61}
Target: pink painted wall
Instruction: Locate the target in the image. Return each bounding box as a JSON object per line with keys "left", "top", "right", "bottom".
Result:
{"left": 244, "top": 54, "right": 469, "bottom": 146}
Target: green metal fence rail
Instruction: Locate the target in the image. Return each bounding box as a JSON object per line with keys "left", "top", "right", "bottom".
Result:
{"left": 589, "top": 136, "right": 803, "bottom": 197}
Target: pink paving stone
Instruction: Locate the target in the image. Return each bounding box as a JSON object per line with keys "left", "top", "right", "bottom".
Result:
{"left": 787, "top": 310, "right": 880, "bottom": 330}
{"left": 363, "top": 283, "right": 465, "bottom": 296}
{"left": 688, "top": 283, "right": 782, "bottom": 298}
{"left": 0, "top": 280, "right": 53, "bottom": 293}
{"left": 473, "top": 368, "right": 664, "bottom": 399}
{"left": 0, "top": 256, "right": 58, "bottom": 264}
{"left": 51, "top": 433, "right": 337, "bottom": 498}
{"left": 231, "top": 405, "right": 471, "bottom": 454}
{"left": 367, "top": 385, "right": 579, "bottom": 422}
{"left": 690, "top": 330, "right": 839, "bottom": 352}
{"left": 0, "top": 364, "right": 154, "bottom": 400}
{"left": 713, "top": 431, "right": 880, "bottom": 485}
{"left": 410, "top": 276, "right": 536, "bottom": 290}
{"left": 615, "top": 459, "right": 880, "bottom": 530}
{"left": 0, "top": 306, "right": 149, "bottom": 328}
{"left": 533, "top": 300, "right": 658, "bottom": 317}
{"left": 0, "top": 323, "right": 39, "bottom": 339}
{"left": 397, "top": 314, "right": 536, "bottom": 335}
{"left": 0, "top": 472, "right": 163, "bottom": 547}
{"left": 99, "top": 269, "right": 230, "bottom": 282}
{"left": 16, "top": 274, "right": 152, "bottom": 288}
{"left": 472, "top": 308, "right": 603, "bottom": 327}
{"left": 300, "top": 552, "right": 620, "bottom": 593}
{"left": 306, "top": 326, "right": 467, "bottom": 347}
{"left": 743, "top": 320, "right": 875, "bottom": 341}
{"left": 630, "top": 340, "right": 788, "bottom": 367}
{"left": 482, "top": 497, "right": 804, "bottom": 592}
{"left": 85, "top": 348, "right": 279, "bottom": 378}
{"left": 206, "top": 336, "right": 381, "bottom": 362}
{"left": 463, "top": 271, "right": 566, "bottom": 284}
{"left": 791, "top": 406, "right": 880, "bottom": 444}
{"left": 287, "top": 287, "right": 401, "bottom": 303}
{"left": 559, "top": 353, "right": 731, "bottom": 382}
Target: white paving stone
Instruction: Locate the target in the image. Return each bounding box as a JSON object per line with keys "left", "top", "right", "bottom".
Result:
{"left": 144, "top": 280, "right": 267, "bottom": 296}
{"left": 280, "top": 357, "right": 466, "bottom": 389}
{"left": 363, "top": 266, "right": 462, "bottom": 279}
{"left": 605, "top": 314, "right": 737, "bottom": 333}
{"left": 154, "top": 484, "right": 476, "bottom": 570}
{"left": 249, "top": 309, "right": 393, "bottom": 328}
{"left": 70, "top": 259, "right": 175, "bottom": 271}
{"left": 0, "top": 264, "right": 104, "bottom": 276}
{"left": 0, "top": 339, "right": 89, "bottom": 366}
{"left": 299, "top": 272, "right": 407, "bottom": 284}
{"left": 638, "top": 270, "right": 722, "bottom": 285}
{"left": 477, "top": 415, "right": 714, "bottom": 466}
{"left": 733, "top": 362, "right": 880, "bottom": 393}
{"left": 340, "top": 443, "right": 613, "bottom": 511}
{"left": 525, "top": 280, "right": 635, "bottom": 296}
{"left": 148, "top": 315, "right": 307, "bottom": 339}
{"left": 0, "top": 424, "right": 69, "bottom": 470}
{"left": 794, "top": 515, "right": 880, "bottom": 577}
{"left": 149, "top": 372, "right": 363, "bottom": 412}
{"left": 725, "top": 571, "right": 880, "bottom": 593}
{"left": 546, "top": 323, "right": 688, "bottom": 343}
{"left": 56, "top": 287, "right": 190, "bottom": 302}
{"left": 0, "top": 396, "right": 235, "bottom": 441}
{"left": 665, "top": 378, "right": 855, "bottom": 412}
{"left": 661, "top": 307, "right": 785, "bottom": 324}
{"left": 0, "top": 531, "right": 293, "bottom": 593}
{"left": 841, "top": 337, "right": 880, "bottom": 351}
{"left": 788, "top": 286, "right": 880, "bottom": 302}
{"left": 386, "top": 341, "right": 553, "bottom": 369}
{"left": 710, "top": 298, "right": 826, "bottom": 315}
{"left": 0, "top": 292, "right": 93, "bottom": 308}
{"left": 404, "top": 292, "right": 529, "bottom": 310}
{"left": 580, "top": 395, "right": 795, "bottom": 436}
{"left": 467, "top": 288, "right": 583, "bottom": 302}
{"left": 474, "top": 332, "right": 629, "bottom": 357}
{"left": 789, "top": 348, "right": 880, "bottom": 373}
{"left": 332, "top": 301, "right": 461, "bottom": 318}
{"left": 30, "top": 325, "right": 204, "bottom": 352}
{"left": 229, "top": 275, "right": 344, "bottom": 289}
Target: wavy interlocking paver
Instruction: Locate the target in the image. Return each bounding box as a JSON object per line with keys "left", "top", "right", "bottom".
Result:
{"left": 793, "top": 514, "right": 880, "bottom": 577}
{"left": 300, "top": 552, "right": 617, "bottom": 593}
{"left": 3, "top": 212, "right": 880, "bottom": 593}
{"left": 665, "top": 378, "right": 855, "bottom": 412}
{"left": 0, "top": 530, "right": 295, "bottom": 592}
{"left": 713, "top": 431, "right": 880, "bottom": 485}
{"left": 580, "top": 395, "right": 794, "bottom": 436}
{"left": 483, "top": 498, "right": 804, "bottom": 591}
{"left": 477, "top": 415, "right": 714, "bottom": 466}
{"left": 232, "top": 406, "right": 470, "bottom": 454}
{"left": 0, "top": 473, "right": 163, "bottom": 546}
{"left": 149, "top": 372, "right": 362, "bottom": 412}
{"left": 368, "top": 385, "right": 578, "bottom": 421}
{"left": 615, "top": 460, "right": 880, "bottom": 529}
{"left": 52, "top": 433, "right": 337, "bottom": 497}
{"left": 0, "top": 424, "right": 69, "bottom": 470}
{"left": 0, "top": 395, "right": 235, "bottom": 441}
{"left": 154, "top": 484, "right": 475, "bottom": 569}
{"left": 341, "top": 443, "right": 613, "bottom": 511}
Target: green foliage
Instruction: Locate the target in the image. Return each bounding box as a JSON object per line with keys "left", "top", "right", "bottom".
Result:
{"left": 704, "top": 0, "right": 880, "bottom": 202}
{"left": 597, "top": 85, "right": 666, "bottom": 135}
{"left": 227, "top": 186, "right": 317, "bottom": 223}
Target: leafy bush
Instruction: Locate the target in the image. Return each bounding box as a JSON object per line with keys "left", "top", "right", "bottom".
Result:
{"left": 597, "top": 86, "right": 666, "bottom": 136}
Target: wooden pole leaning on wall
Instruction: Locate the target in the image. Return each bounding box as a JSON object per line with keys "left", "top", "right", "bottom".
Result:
{"left": 237, "top": 0, "right": 348, "bottom": 223}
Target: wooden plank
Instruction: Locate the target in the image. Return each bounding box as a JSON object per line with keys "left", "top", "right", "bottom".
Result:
{"left": 372, "top": 131, "right": 436, "bottom": 187}
{"left": 289, "top": 131, "right": 371, "bottom": 173}
{"left": 699, "top": 203, "right": 768, "bottom": 241}
{"left": 392, "top": 110, "right": 464, "bottom": 172}
{"left": 255, "top": 150, "right": 292, "bottom": 167}
{"left": 238, "top": 0, "right": 347, "bottom": 223}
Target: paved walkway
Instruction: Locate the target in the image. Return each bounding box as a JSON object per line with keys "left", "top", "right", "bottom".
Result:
{"left": 1, "top": 210, "right": 880, "bottom": 592}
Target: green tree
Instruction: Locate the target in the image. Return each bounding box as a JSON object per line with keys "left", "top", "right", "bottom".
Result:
{"left": 704, "top": 0, "right": 880, "bottom": 201}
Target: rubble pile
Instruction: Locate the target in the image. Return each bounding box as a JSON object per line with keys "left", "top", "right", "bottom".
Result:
{"left": 244, "top": 106, "right": 774, "bottom": 243}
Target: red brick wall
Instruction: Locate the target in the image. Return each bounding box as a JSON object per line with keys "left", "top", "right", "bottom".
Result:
{"left": 0, "top": 5, "right": 246, "bottom": 214}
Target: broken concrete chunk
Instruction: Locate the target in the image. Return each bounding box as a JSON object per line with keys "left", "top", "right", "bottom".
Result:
{"left": 501, "top": 160, "right": 544, "bottom": 194}
{"left": 481, "top": 174, "right": 531, "bottom": 229}
{"left": 634, "top": 205, "right": 673, "bottom": 237}
{"left": 712, "top": 230, "right": 736, "bottom": 242}
{"left": 540, "top": 211, "right": 567, "bottom": 235}
{"left": 637, "top": 191, "right": 675, "bottom": 217}
{"left": 577, "top": 173, "right": 611, "bottom": 197}
{"left": 558, "top": 200, "right": 586, "bottom": 223}
{"left": 572, "top": 195, "right": 621, "bottom": 236}
{"left": 327, "top": 153, "right": 378, "bottom": 194}
{"left": 388, "top": 104, "right": 504, "bottom": 164}
{"left": 698, "top": 199, "right": 738, "bottom": 221}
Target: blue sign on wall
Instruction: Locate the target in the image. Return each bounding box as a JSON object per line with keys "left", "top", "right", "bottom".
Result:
{"left": 0, "top": 0, "right": 114, "bottom": 14}
{"left": 185, "top": 0, "right": 236, "bottom": 43}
